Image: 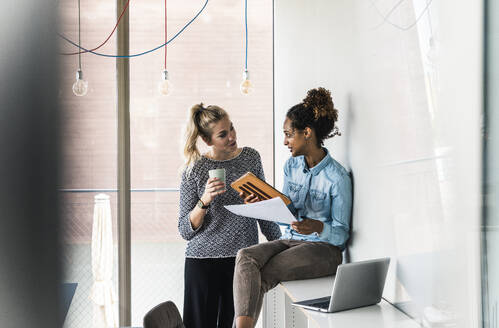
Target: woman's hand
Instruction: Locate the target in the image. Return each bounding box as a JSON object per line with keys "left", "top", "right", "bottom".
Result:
{"left": 239, "top": 192, "right": 260, "bottom": 204}
{"left": 291, "top": 218, "right": 324, "bottom": 235}
{"left": 201, "top": 177, "right": 226, "bottom": 205}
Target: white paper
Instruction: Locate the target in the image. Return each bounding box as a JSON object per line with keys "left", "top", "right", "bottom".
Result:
{"left": 224, "top": 197, "right": 296, "bottom": 225}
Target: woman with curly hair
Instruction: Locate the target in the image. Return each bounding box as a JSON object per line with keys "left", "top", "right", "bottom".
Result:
{"left": 233, "top": 87, "right": 352, "bottom": 328}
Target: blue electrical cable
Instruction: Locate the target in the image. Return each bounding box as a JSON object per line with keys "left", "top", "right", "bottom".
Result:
{"left": 244, "top": 0, "right": 248, "bottom": 70}
{"left": 58, "top": 0, "right": 209, "bottom": 58}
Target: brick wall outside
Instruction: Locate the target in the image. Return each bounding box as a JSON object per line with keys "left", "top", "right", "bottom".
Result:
{"left": 59, "top": 0, "right": 273, "bottom": 244}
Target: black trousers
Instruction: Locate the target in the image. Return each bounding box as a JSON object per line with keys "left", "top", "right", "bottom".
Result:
{"left": 183, "top": 257, "right": 236, "bottom": 328}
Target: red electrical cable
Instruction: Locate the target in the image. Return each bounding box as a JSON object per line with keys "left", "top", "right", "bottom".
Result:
{"left": 61, "top": 0, "right": 131, "bottom": 56}
{"left": 165, "top": 0, "right": 168, "bottom": 70}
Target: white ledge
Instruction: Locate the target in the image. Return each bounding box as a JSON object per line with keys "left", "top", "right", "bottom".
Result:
{"left": 278, "top": 276, "right": 420, "bottom": 328}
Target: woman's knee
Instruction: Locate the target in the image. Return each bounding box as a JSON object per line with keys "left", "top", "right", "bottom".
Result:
{"left": 236, "top": 246, "right": 260, "bottom": 265}
{"left": 236, "top": 241, "right": 286, "bottom": 269}
{"left": 236, "top": 248, "right": 251, "bottom": 264}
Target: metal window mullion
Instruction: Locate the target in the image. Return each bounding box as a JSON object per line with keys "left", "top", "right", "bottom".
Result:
{"left": 272, "top": 0, "right": 276, "bottom": 188}
{"left": 117, "top": 0, "right": 131, "bottom": 325}
{"left": 264, "top": 1, "right": 276, "bottom": 327}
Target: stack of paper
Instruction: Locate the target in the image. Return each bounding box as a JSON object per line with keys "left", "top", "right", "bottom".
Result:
{"left": 224, "top": 197, "right": 296, "bottom": 225}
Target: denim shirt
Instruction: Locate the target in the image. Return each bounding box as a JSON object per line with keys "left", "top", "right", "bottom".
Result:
{"left": 281, "top": 149, "right": 352, "bottom": 250}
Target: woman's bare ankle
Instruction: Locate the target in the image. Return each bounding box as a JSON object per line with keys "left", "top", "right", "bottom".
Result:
{"left": 235, "top": 315, "right": 254, "bottom": 328}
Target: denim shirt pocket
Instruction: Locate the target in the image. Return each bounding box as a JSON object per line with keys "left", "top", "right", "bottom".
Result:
{"left": 310, "top": 189, "right": 328, "bottom": 212}
{"left": 287, "top": 181, "right": 302, "bottom": 203}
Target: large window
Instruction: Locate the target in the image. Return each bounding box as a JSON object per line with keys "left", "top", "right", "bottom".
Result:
{"left": 59, "top": 0, "right": 273, "bottom": 327}
{"left": 58, "top": 0, "right": 118, "bottom": 327}
{"left": 129, "top": 0, "right": 273, "bottom": 325}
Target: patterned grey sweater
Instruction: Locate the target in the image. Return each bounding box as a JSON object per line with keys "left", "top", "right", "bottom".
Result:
{"left": 178, "top": 147, "right": 282, "bottom": 258}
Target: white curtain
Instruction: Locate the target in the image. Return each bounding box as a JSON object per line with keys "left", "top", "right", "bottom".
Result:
{"left": 90, "top": 193, "right": 118, "bottom": 328}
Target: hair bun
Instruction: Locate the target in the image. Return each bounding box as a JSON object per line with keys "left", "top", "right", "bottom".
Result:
{"left": 192, "top": 103, "right": 205, "bottom": 112}
{"left": 303, "top": 87, "right": 336, "bottom": 121}
{"left": 190, "top": 103, "right": 206, "bottom": 122}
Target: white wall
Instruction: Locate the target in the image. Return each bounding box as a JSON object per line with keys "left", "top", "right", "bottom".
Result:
{"left": 274, "top": 0, "right": 482, "bottom": 326}
{"left": 483, "top": 0, "right": 499, "bottom": 325}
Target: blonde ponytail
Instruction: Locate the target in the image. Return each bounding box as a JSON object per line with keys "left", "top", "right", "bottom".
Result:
{"left": 183, "top": 104, "right": 202, "bottom": 168}
{"left": 182, "top": 103, "right": 228, "bottom": 172}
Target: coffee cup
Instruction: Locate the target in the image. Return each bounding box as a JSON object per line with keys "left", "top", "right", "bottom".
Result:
{"left": 209, "top": 168, "right": 226, "bottom": 191}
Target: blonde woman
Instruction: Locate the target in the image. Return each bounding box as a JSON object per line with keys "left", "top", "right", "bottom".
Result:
{"left": 178, "top": 103, "right": 281, "bottom": 328}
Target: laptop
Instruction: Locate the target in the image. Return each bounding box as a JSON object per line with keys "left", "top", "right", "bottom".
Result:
{"left": 60, "top": 283, "right": 78, "bottom": 326}
{"left": 292, "top": 257, "right": 390, "bottom": 313}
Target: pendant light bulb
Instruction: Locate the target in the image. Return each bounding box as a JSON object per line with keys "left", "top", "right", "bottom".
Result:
{"left": 240, "top": 70, "right": 253, "bottom": 95}
{"left": 158, "top": 69, "right": 173, "bottom": 96}
{"left": 72, "top": 69, "right": 88, "bottom": 97}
